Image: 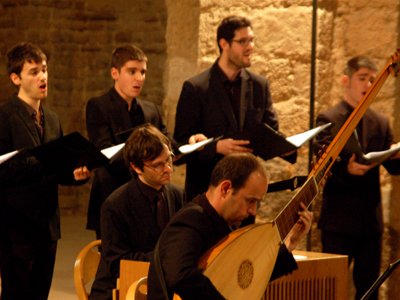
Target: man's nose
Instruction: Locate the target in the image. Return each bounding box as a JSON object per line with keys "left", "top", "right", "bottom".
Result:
{"left": 247, "top": 203, "right": 257, "bottom": 216}
{"left": 135, "top": 72, "right": 145, "bottom": 81}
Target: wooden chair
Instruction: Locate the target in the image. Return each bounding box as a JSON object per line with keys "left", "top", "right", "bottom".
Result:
{"left": 125, "top": 277, "right": 148, "bottom": 300}
{"left": 118, "top": 260, "right": 150, "bottom": 300}
{"left": 74, "top": 239, "right": 102, "bottom": 300}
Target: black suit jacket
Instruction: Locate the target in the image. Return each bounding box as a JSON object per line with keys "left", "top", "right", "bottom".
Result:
{"left": 174, "top": 61, "right": 295, "bottom": 201}
{"left": 0, "top": 95, "right": 75, "bottom": 243}
{"left": 147, "top": 194, "right": 298, "bottom": 300}
{"left": 86, "top": 87, "right": 176, "bottom": 232}
{"left": 89, "top": 178, "right": 185, "bottom": 300}
{"left": 313, "top": 100, "right": 400, "bottom": 235}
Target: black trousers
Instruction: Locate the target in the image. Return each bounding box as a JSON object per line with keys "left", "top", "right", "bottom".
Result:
{"left": 0, "top": 239, "right": 57, "bottom": 300}
{"left": 321, "top": 231, "right": 382, "bottom": 300}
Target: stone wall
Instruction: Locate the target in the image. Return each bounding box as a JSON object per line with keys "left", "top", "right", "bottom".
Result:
{"left": 164, "top": 0, "right": 400, "bottom": 299}
{"left": 1, "top": 0, "right": 400, "bottom": 298}
{"left": 0, "top": 0, "right": 168, "bottom": 213}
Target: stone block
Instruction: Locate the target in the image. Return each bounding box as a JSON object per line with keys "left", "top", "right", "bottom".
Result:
{"left": 49, "top": 30, "right": 74, "bottom": 43}
{"left": 0, "top": 18, "right": 15, "bottom": 28}
{"left": 86, "top": 76, "right": 112, "bottom": 91}
{"left": 88, "top": 31, "right": 113, "bottom": 45}
{"left": 5, "top": 28, "right": 27, "bottom": 43}
{"left": 31, "top": 0, "right": 54, "bottom": 7}
{"left": 115, "top": 31, "right": 132, "bottom": 43}
{"left": 165, "top": 57, "right": 198, "bottom": 100}
{"left": 54, "top": 0, "right": 73, "bottom": 9}
{"left": 81, "top": 44, "right": 102, "bottom": 52}
{"left": 89, "top": 12, "right": 117, "bottom": 22}
{"left": 74, "top": 1, "right": 85, "bottom": 10}
{"left": 27, "top": 29, "right": 49, "bottom": 44}
{"left": 0, "top": 0, "right": 29, "bottom": 7}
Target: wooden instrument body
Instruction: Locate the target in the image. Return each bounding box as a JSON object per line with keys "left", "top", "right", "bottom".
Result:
{"left": 173, "top": 221, "right": 280, "bottom": 300}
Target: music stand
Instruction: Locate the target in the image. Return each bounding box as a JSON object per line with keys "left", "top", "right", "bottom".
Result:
{"left": 360, "top": 257, "right": 400, "bottom": 300}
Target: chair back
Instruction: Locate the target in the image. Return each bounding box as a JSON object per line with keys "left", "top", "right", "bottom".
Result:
{"left": 119, "top": 260, "right": 150, "bottom": 300}
{"left": 126, "top": 277, "right": 148, "bottom": 300}
{"left": 74, "top": 239, "right": 102, "bottom": 300}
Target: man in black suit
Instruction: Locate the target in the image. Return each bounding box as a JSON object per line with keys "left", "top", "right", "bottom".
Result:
{"left": 147, "top": 152, "right": 312, "bottom": 300}
{"left": 313, "top": 56, "right": 400, "bottom": 300}
{"left": 89, "top": 124, "right": 185, "bottom": 300}
{"left": 0, "top": 43, "right": 90, "bottom": 300}
{"left": 85, "top": 44, "right": 179, "bottom": 239}
{"left": 174, "top": 16, "right": 296, "bottom": 202}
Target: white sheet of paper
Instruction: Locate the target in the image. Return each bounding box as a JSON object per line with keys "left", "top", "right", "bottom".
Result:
{"left": 101, "top": 143, "right": 125, "bottom": 159}
{"left": 293, "top": 255, "right": 307, "bottom": 260}
{"left": 0, "top": 150, "right": 19, "bottom": 165}
{"left": 363, "top": 144, "right": 400, "bottom": 162}
{"left": 178, "top": 137, "right": 216, "bottom": 154}
{"left": 286, "top": 123, "right": 331, "bottom": 148}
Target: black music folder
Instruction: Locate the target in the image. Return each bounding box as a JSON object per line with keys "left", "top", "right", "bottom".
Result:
{"left": 30, "top": 132, "right": 110, "bottom": 172}
{"left": 232, "top": 122, "right": 331, "bottom": 161}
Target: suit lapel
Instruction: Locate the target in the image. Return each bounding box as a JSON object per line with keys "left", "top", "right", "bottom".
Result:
{"left": 138, "top": 99, "right": 152, "bottom": 123}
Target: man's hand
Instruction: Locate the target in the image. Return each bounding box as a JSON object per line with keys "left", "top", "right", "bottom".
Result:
{"left": 347, "top": 153, "right": 377, "bottom": 176}
{"left": 216, "top": 138, "right": 252, "bottom": 156}
{"left": 188, "top": 133, "right": 208, "bottom": 145}
{"left": 390, "top": 142, "right": 400, "bottom": 160}
{"left": 284, "top": 202, "right": 313, "bottom": 252}
{"left": 73, "top": 166, "right": 91, "bottom": 181}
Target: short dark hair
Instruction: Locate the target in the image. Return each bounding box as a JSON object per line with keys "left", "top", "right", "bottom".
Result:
{"left": 217, "top": 16, "right": 252, "bottom": 54}
{"left": 124, "top": 123, "right": 171, "bottom": 175}
{"left": 209, "top": 152, "right": 268, "bottom": 193}
{"left": 344, "top": 56, "right": 377, "bottom": 79}
{"left": 111, "top": 44, "right": 148, "bottom": 71}
{"left": 6, "top": 42, "right": 47, "bottom": 76}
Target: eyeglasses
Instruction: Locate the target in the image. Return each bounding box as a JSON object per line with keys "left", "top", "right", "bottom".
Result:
{"left": 143, "top": 153, "right": 174, "bottom": 173}
{"left": 231, "top": 37, "right": 257, "bottom": 47}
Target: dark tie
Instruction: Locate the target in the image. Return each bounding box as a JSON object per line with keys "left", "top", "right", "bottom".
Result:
{"left": 156, "top": 191, "right": 169, "bottom": 231}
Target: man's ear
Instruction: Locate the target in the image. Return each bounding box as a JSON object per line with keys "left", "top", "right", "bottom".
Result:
{"left": 10, "top": 73, "right": 21, "bottom": 86}
{"left": 111, "top": 67, "right": 119, "bottom": 81}
{"left": 220, "top": 180, "right": 232, "bottom": 198}
{"left": 219, "top": 38, "right": 230, "bottom": 52}
{"left": 342, "top": 75, "right": 350, "bottom": 87}
{"left": 130, "top": 162, "right": 142, "bottom": 175}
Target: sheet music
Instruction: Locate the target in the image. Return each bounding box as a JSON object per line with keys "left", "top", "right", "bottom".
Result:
{"left": 178, "top": 137, "right": 221, "bottom": 154}
{"left": 362, "top": 144, "right": 400, "bottom": 164}
{"left": 286, "top": 123, "right": 332, "bottom": 148}
{"left": 0, "top": 150, "right": 19, "bottom": 165}
{"left": 343, "top": 129, "right": 400, "bottom": 165}
{"left": 101, "top": 143, "right": 125, "bottom": 159}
